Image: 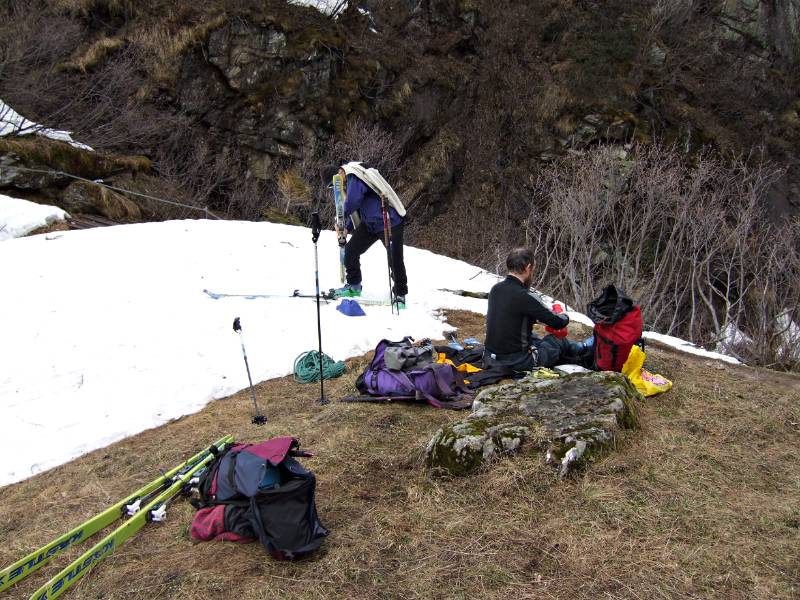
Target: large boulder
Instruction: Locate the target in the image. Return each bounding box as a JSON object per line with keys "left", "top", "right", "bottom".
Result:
{"left": 426, "top": 370, "right": 641, "bottom": 477}
{"left": 207, "top": 20, "right": 289, "bottom": 94}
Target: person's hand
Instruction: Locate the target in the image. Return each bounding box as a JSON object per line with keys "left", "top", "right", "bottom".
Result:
{"left": 545, "top": 303, "right": 569, "bottom": 338}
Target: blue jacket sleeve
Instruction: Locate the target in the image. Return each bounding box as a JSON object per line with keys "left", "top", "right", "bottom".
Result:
{"left": 343, "top": 176, "right": 366, "bottom": 220}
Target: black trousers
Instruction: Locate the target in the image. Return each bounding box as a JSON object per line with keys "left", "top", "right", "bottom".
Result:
{"left": 344, "top": 221, "right": 408, "bottom": 296}
{"left": 485, "top": 335, "right": 584, "bottom": 372}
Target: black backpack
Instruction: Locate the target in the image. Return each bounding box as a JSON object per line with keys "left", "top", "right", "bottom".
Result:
{"left": 190, "top": 437, "right": 328, "bottom": 560}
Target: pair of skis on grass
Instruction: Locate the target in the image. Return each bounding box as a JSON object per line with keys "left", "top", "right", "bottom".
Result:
{"left": 0, "top": 435, "right": 232, "bottom": 600}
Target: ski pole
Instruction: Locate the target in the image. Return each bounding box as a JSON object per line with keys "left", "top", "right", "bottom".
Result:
{"left": 380, "top": 196, "right": 398, "bottom": 315}
{"left": 232, "top": 317, "right": 267, "bottom": 424}
{"left": 311, "top": 211, "right": 328, "bottom": 405}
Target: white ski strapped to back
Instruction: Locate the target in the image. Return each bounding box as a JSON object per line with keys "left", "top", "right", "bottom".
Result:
{"left": 341, "top": 162, "right": 406, "bottom": 217}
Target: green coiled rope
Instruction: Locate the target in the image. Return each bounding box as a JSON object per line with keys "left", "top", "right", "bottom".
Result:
{"left": 293, "top": 350, "right": 347, "bottom": 383}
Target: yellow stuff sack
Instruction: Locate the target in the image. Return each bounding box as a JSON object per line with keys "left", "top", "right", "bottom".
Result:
{"left": 436, "top": 353, "right": 482, "bottom": 374}
{"left": 622, "top": 345, "right": 672, "bottom": 397}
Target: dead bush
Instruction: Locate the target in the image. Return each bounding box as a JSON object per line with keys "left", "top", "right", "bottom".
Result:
{"left": 525, "top": 143, "right": 799, "bottom": 370}
{"left": 328, "top": 117, "right": 402, "bottom": 175}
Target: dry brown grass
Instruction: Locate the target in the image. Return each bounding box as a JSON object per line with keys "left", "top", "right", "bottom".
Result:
{"left": 1, "top": 311, "right": 798, "bottom": 599}
{"left": 131, "top": 15, "right": 227, "bottom": 89}
{"left": 59, "top": 36, "right": 125, "bottom": 73}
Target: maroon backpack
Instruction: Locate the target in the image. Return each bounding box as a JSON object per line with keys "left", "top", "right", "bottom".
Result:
{"left": 190, "top": 438, "right": 328, "bottom": 560}
{"left": 587, "top": 285, "right": 643, "bottom": 372}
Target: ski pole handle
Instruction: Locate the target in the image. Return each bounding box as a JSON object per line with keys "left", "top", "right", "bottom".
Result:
{"left": 311, "top": 211, "right": 321, "bottom": 243}
{"left": 233, "top": 317, "right": 241, "bottom": 333}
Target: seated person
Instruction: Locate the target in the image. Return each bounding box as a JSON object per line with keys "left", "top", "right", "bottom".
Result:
{"left": 484, "top": 247, "right": 585, "bottom": 372}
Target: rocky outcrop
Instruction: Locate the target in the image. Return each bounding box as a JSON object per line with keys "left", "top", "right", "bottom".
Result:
{"left": 0, "top": 135, "right": 150, "bottom": 220}
{"left": 174, "top": 10, "right": 377, "bottom": 179}
{"left": 426, "top": 371, "right": 641, "bottom": 477}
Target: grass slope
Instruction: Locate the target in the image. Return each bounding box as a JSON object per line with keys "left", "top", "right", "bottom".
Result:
{"left": 1, "top": 311, "right": 798, "bottom": 599}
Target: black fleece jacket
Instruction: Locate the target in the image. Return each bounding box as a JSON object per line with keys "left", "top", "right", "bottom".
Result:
{"left": 485, "top": 276, "right": 569, "bottom": 356}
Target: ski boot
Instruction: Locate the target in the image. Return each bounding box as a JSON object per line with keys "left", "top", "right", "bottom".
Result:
{"left": 331, "top": 283, "right": 362, "bottom": 298}
{"left": 394, "top": 295, "right": 406, "bottom": 310}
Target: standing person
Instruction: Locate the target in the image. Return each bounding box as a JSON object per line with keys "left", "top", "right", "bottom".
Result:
{"left": 484, "top": 247, "right": 585, "bottom": 371}
{"left": 323, "top": 162, "right": 408, "bottom": 307}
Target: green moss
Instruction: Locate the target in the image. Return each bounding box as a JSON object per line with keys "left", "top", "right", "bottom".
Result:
{"left": 427, "top": 418, "right": 491, "bottom": 475}
{"left": 0, "top": 136, "right": 151, "bottom": 179}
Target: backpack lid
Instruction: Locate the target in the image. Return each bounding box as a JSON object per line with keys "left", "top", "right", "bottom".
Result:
{"left": 587, "top": 284, "right": 635, "bottom": 325}
{"left": 239, "top": 437, "right": 298, "bottom": 466}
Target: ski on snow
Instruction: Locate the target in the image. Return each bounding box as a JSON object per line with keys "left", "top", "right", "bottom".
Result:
{"left": 0, "top": 435, "right": 233, "bottom": 597}
{"left": 203, "top": 288, "right": 333, "bottom": 301}
{"left": 202, "top": 288, "right": 393, "bottom": 306}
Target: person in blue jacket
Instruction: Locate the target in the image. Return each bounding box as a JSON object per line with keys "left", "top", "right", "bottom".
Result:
{"left": 324, "top": 163, "right": 408, "bottom": 306}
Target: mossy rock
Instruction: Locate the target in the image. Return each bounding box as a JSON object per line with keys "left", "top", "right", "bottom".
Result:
{"left": 426, "top": 371, "right": 641, "bottom": 476}
{"left": 61, "top": 181, "right": 142, "bottom": 221}
{"left": 0, "top": 136, "right": 150, "bottom": 190}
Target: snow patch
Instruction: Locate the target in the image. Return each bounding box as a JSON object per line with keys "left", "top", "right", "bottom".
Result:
{"left": 287, "top": 0, "right": 347, "bottom": 17}
{"left": 0, "top": 194, "right": 69, "bottom": 241}
{"left": 643, "top": 332, "right": 741, "bottom": 364}
{"left": 0, "top": 98, "right": 93, "bottom": 151}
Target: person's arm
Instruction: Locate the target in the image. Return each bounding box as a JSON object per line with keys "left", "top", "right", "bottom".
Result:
{"left": 343, "top": 176, "right": 366, "bottom": 219}
{"left": 519, "top": 291, "right": 570, "bottom": 329}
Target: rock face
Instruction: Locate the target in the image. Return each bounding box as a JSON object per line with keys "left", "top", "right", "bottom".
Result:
{"left": 174, "top": 10, "right": 365, "bottom": 176}
{"left": 720, "top": 0, "right": 800, "bottom": 60}
{"left": 426, "top": 371, "right": 641, "bottom": 477}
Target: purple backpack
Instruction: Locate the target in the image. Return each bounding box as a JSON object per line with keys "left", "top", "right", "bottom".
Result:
{"left": 355, "top": 338, "right": 473, "bottom": 409}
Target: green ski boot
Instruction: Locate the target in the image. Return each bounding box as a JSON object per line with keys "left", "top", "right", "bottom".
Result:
{"left": 331, "top": 283, "right": 362, "bottom": 298}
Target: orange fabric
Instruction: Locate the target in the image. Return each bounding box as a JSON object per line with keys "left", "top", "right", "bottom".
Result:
{"left": 436, "top": 352, "right": 482, "bottom": 373}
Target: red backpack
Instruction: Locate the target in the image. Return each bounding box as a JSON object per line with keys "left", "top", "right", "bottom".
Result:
{"left": 587, "top": 285, "right": 643, "bottom": 372}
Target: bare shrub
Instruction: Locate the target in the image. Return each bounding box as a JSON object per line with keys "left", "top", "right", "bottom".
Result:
{"left": 0, "top": 1, "right": 83, "bottom": 86}
{"left": 736, "top": 218, "right": 800, "bottom": 370}
{"left": 526, "top": 143, "right": 799, "bottom": 369}
{"left": 328, "top": 117, "right": 402, "bottom": 175}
